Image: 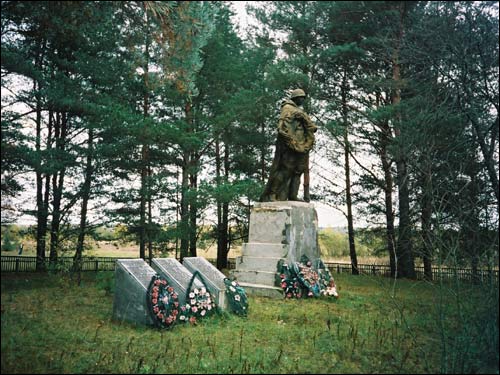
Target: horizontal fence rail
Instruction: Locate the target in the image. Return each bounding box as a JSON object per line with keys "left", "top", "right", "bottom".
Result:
{"left": 323, "top": 261, "right": 499, "bottom": 284}
{"left": 1, "top": 256, "right": 497, "bottom": 284}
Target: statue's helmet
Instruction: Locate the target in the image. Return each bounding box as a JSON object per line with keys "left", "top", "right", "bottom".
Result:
{"left": 290, "top": 88, "right": 306, "bottom": 98}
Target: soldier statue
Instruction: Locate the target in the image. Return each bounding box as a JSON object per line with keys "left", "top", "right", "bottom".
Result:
{"left": 260, "top": 89, "right": 318, "bottom": 202}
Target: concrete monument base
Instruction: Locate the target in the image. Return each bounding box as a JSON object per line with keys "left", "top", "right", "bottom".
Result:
{"left": 232, "top": 201, "right": 320, "bottom": 298}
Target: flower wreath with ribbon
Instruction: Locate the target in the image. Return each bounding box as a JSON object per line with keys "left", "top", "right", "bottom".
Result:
{"left": 180, "top": 270, "right": 217, "bottom": 325}
{"left": 146, "top": 274, "right": 180, "bottom": 329}
{"left": 224, "top": 278, "right": 248, "bottom": 316}
{"left": 278, "top": 256, "right": 339, "bottom": 299}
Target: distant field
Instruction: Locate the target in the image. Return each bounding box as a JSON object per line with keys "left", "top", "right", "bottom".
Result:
{"left": 1, "top": 238, "right": 389, "bottom": 265}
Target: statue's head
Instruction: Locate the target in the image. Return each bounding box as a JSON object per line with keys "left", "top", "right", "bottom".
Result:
{"left": 290, "top": 88, "right": 306, "bottom": 106}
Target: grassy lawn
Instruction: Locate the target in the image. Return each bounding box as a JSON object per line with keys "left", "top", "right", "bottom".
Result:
{"left": 1, "top": 272, "right": 498, "bottom": 374}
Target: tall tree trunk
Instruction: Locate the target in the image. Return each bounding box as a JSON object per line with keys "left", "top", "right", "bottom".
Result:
{"left": 222, "top": 145, "right": 230, "bottom": 264}
{"left": 303, "top": 154, "right": 310, "bottom": 202}
{"left": 180, "top": 102, "right": 192, "bottom": 261}
{"left": 341, "top": 69, "right": 358, "bottom": 275}
{"left": 189, "top": 166, "right": 198, "bottom": 257}
{"left": 148, "top": 164, "right": 153, "bottom": 263}
{"left": 379, "top": 119, "right": 397, "bottom": 278}
{"left": 215, "top": 139, "right": 226, "bottom": 269}
{"left": 260, "top": 122, "right": 267, "bottom": 183}
{"left": 421, "top": 160, "right": 433, "bottom": 281}
{"left": 392, "top": 2, "right": 415, "bottom": 279}
{"left": 49, "top": 112, "right": 67, "bottom": 266}
{"left": 74, "top": 127, "right": 94, "bottom": 285}
{"left": 35, "top": 79, "right": 46, "bottom": 271}
{"left": 139, "top": 148, "right": 147, "bottom": 260}
{"left": 140, "top": 17, "right": 150, "bottom": 261}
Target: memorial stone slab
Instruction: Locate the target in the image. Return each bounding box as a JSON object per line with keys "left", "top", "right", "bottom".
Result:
{"left": 112, "top": 259, "right": 156, "bottom": 326}
{"left": 183, "top": 257, "right": 228, "bottom": 310}
{"left": 151, "top": 258, "right": 204, "bottom": 306}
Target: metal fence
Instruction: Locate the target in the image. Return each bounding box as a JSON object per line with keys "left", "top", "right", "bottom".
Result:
{"left": 0, "top": 256, "right": 133, "bottom": 272}
{"left": 324, "top": 261, "right": 499, "bottom": 284}
{"left": 1, "top": 256, "right": 497, "bottom": 284}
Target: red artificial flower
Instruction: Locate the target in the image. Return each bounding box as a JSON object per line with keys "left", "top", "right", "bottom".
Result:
{"left": 152, "top": 298, "right": 158, "bottom": 304}
{"left": 167, "top": 286, "right": 174, "bottom": 293}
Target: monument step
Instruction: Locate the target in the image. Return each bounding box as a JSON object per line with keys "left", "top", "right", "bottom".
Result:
{"left": 242, "top": 243, "right": 288, "bottom": 258}
{"left": 238, "top": 282, "right": 283, "bottom": 299}
{"left": 231, "top": 269, "right": 278, "bottom": 287}
{"left": 235, "top": 256, "right": 283, "bottom": 272}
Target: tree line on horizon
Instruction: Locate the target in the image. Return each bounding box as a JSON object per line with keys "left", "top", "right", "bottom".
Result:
{"left": 1, "top": 1, "right": 498, "bottom": 279}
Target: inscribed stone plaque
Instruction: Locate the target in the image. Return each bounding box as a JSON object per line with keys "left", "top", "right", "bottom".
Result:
{"left": 183, "top": 257, "right": 228, "bottom": 310}
{"left": 151, "top": 258, "right": 203, "bottom": 306}
{"left": 112, "top": 259, "right": 156, "bottom": 326}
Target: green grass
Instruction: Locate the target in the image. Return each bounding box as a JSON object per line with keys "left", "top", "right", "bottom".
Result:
{"left": 1, "top": 272, "right": 498, "bottom": 374}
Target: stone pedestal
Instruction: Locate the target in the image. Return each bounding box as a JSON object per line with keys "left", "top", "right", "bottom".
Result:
{"left": 232, "top": 201, "right": 320, "bottom": 298}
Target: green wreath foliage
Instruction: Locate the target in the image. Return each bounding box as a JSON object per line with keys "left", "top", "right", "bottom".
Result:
{"left": 278, "top": 256, "right": 339, "bottom": 299}
{"left": 224, "top": 278, "right": 248, "bottom": 316}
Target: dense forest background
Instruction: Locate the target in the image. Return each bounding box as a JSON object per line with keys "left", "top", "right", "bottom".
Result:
{"left": 1, "top": 1, "right": 498, "bottom": 278}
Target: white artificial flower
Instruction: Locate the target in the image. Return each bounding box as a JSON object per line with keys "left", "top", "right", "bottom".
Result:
{"left": 232, "top": 281, "right": 237, "bottom": 286}
{"left": 189, "top": 292, "right": 195, "bottom": 298}
{"left": 234, "top": 295, "right": 241, "bottom": 301}
{"left": 191, "top": 299, "right": 196, "bottom": 305}
{"left": 201, "top": 287, "right": 206, "bottom": 294}
{"left": 229, "top": 286, "right": 236, "bottom": 292}
{"left": 201, "top": 309, "right": 206, "bottom": 316}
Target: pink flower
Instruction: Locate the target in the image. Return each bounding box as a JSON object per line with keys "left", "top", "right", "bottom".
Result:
{"left": 174, "top": 302, "right": 179, "bottom": 308}
{"left": 191, "top": 306, "right": 198, "bottom": 313}
{"left": 281, "top": 282, "right": 287, "bottom": 288}
{"left": 161, "top": 280, "right": 167, "bottom": 285}
{"left": 152, "top": 298, "right": 158, "bottom": 304}
{"left": 189, "top": 316, "right": 197, "bottom": 324}
{"left": 154, "top": 280, "right": 160, "bottom": 286}
{"left": 167, "top": 286, "right": 174, "bottom": 293}
{"left": 308, "top": 291, "right": 313, "bottom": 297}
{"left": 201, "top": 309, "right": 206, "bottom": 316}
{"left": 287, "top": 293, "right": 292, "bottom": 298}
{"left": 153, "top": 306, "right": 159, "bottom": 313}
{"left": 280, "top": 274, "right": 286, "bottom": 279}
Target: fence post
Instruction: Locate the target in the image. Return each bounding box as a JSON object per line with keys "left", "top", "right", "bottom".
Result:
{"left": 95, "top": 259, "right": 98, "bottom": 271}
{"left": 15, "top": 258, "right": 19, "bottom": 272}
